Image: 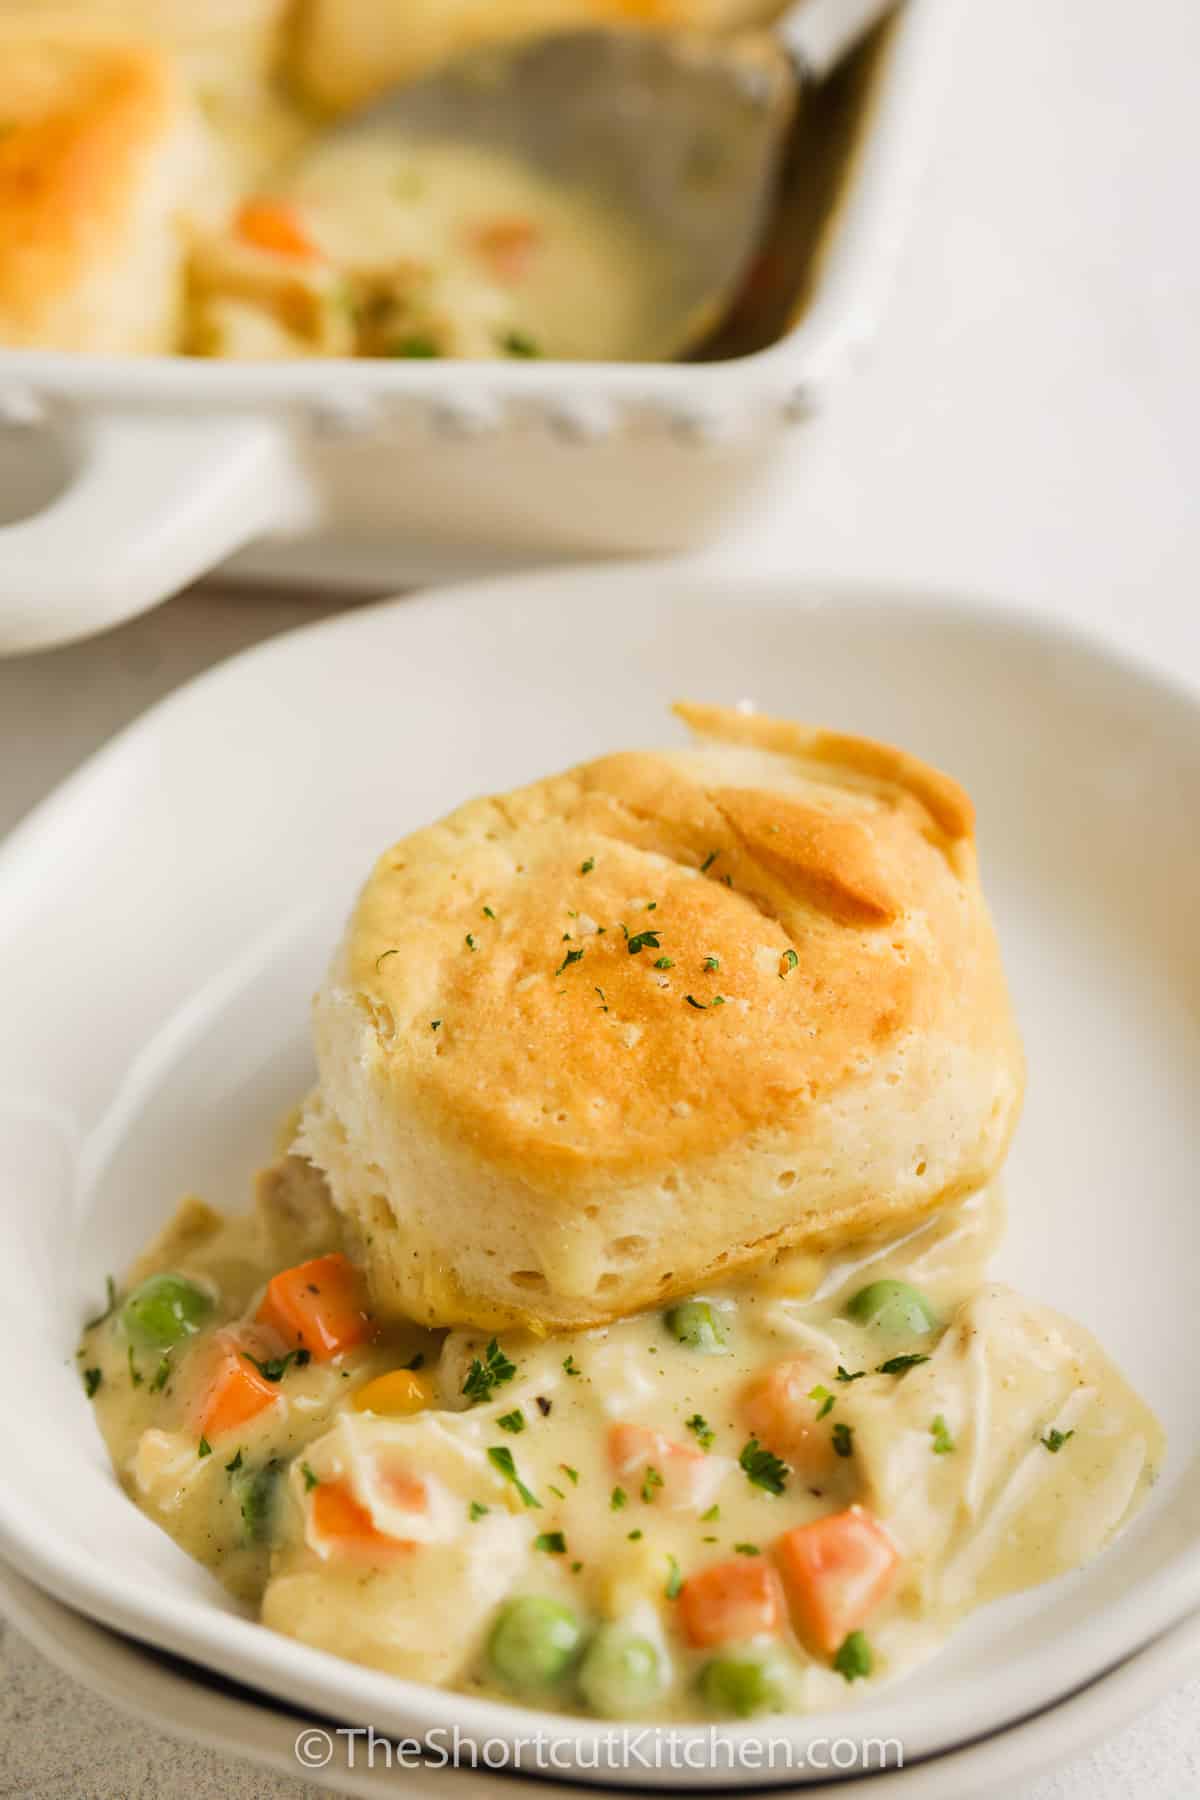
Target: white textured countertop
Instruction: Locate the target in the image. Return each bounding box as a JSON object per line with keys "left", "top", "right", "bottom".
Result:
{"left": 2, "top": 0, "right": 1198, "bottom": 1790}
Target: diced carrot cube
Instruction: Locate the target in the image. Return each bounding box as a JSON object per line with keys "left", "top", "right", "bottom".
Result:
{"left": 235, "top": 198, "right": 320, "bottom": 261}
{"left": 195, "top": 1345, "right": 279, "bottom": 1440}
{"left": 308, "top": 1480, "right": 414, "bottom": 1563}
{"left": 679, "top": 1558, "right": 783, "bottom": 1649}
{"left": 468, "top": 216, "right": 540, "bottom": 281}
{"left": 741, "top": 1357, "right": 840, "bottom": 1480}
{"left": 775, "top": 1506, "right": 900, "bottom": 1655}
{"left": 608, "top": 1422, "right": 724, "bottom": 1512}
{"left": 257, "top": 1253, "right": 371, "bottom": 1361}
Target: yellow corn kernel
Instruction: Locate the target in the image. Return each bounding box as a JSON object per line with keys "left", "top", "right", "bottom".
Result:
{"left": 597, "top": 1538, "right": 664, "bottom": 1620}
{"left": 352, "top": 1369, "right": 433, "bottom": 1416}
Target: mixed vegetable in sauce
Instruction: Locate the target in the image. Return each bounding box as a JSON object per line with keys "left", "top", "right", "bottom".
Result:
{"left": 80, "top": 1156, "right": 1162, "bottom": 1719}
{"left": 190, "top": 137, "right": 671, "bottom": 362}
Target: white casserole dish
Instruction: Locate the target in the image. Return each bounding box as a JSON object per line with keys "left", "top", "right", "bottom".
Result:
{"left": 0, "top": 0, "right": 946, "bottom": 652}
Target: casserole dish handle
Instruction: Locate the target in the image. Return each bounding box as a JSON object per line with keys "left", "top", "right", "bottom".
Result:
{"left": 0, "top": 414, "right": 309, "bottom": 654}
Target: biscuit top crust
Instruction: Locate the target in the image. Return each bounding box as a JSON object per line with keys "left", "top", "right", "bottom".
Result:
{"left": 348, "top": 703, "right": 980, "bottom": 1186}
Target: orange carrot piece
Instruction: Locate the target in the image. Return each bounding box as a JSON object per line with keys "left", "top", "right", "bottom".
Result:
{"left": 235, "top": 198, "right": 320, "bottom": 261}
{"left": 679, "top": 1557, "right": 783, "bottom": 1649}
{"left": 608, "top": 1421, "right": 719, "bottom": 1511}
{"left": 195, "top": 1345, "right": 279, "bottom": 1440}
{"left": 257, "top": 1253, "right": 371, "bottom": 1361}
{"left": 775, "top": 1506, "right": 899, "bottom": 1655}
{"left": 308, "top": 1480, "right": 415, "bottom": 1562}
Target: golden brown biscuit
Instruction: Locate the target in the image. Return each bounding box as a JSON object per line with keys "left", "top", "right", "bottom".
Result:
{"left": 0, "top": 21, "right": 218, "bottom": 351}
{"left": 291, "top": 0, "right": 788, "bottom": 114}
{"left": 299, "top": 703, "right": 1024, "bottom": 1331}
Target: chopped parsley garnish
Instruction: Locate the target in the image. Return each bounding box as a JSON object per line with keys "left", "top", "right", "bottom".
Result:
{"left": 654, "top": 955, "right": 674, "bottom": 970}
{"left": 556, "top": 946, "right": 585, "bottom": 976}
{"left": 1041, "top": 1427, "right": 1075, "bottom": 1454}
{"left": 390, "top": 335, "right": 439, "bottom": 358}
{"left": 721, "top": 874, "right": 733, "bottom": 887}
{"left": 469, "top": 1500, "right": 490, "bottom": 1521}
{"left": 560, "top": 1464, "right": 579, "bottom": 1485}
{"left": 739, "top": 1438, "right": 789, "bottom": 1495}
{"left": 685, "top": 994, "right": 709, "bottom": 1010}
{"left": 83, "top": 1367, "right": 102, "bottom": 1398}
{"left": 462, "top": 1338, "right": 517, "bottom": 1405}
{"left": 734, "top": 1543, "right": 761, "bottom": 1556}
{"left": 548, "top": 1484, "right": 565, "bottom": 1500}
{"left": 497, "top": 1409, "right": 526, "bottom": 1434}
{"left": 700, "top": 851, "right": 718, "bottom": 873}
{"left": 809, "top": 1384, "right": 835, "bottom": 1420}
{"left": 431, "top": 1020, "right": 442, "bottom": 1031}
{"left": 225, "top": 1450, "right": 244, "bottom": 1473}
{"left": 930, "top": 1415, "right": 955, "bottom": 1455}
{"left": 703, "top": 955, "right": 720, "bottom": 972}
{"left": 700, "top": 1504, "right": 720, "bottom": 1523}
{"left": 301, "top": 1462, "right": 320, "bottom": 1490}
{"left": 482, "top": 905, "right": 496, "bottom": 920}
{"left": 685, "top": 1413, "right": 715, "bottom": 1450}
{"left": 487, "top": 1445, "right": 540, "bottom": 1508}
{"left": 626, "top": 929, "right": 661, "bottom": 956}
{"left": 127, "top": 1346, "right": 142, "bottom": 1388}
{"left": 150, "top": 1354, "right": 171, "bottom": 1393}
{"left": 780, "top": 948, "right": 799, "bottom": 977}
{"left": 595, "top": 986, "right": 609, "bottom": 1011}
{"left": 710, "top": 995, "right": 727, "bottom": 1007}
{"left": 501, "top": 329, "right": 541, "bottom": 358}
{"left": 534, "top": 1530, "right": 567, "bottom": 1555}
{"left": 627, "top": 1528, "right": 644, "bottom": 1541}
{"left": 465, "top": 933, "right": 478, "bottom": 951}
{"left": 834, "top": 1630, "right": 873, "bottom": 1683}
{"left": 640, "top": 1466, "right": 664, "bottom": 1504}
{"left": 198, "top": 1436, "right": 212, "bottom": 1459}
{"left": 836, "top": 1365, "right": 867, "bottom": 1383}
{"left": 562, "top": 1355, "right": 581, "bottom": 1377}
{"left": 610, "top": 1486, "right": 628, "bottom": 1511}
{"left": 85, "top": 1276, "right": 118, "bottom": 1331}
{"left": 877, "top": 1353, "right": 931, "bottom": 1376}
{"left": 241, "top": 1347, "right": 311, "bottom": 1383}
{"left": 375, "top": 948, "right": 398, "bottom": 972}
{"left": 831, "top": 1422, "right": 855, "bottom": 1458}
{"left": 580, "top": 857, "right": 595, "bottom": 875}
{"left": 665, "top": 1555, "right": 683, "bottom": 1599}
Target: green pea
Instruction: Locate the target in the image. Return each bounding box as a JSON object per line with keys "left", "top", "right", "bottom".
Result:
{"left": 699, "top": 1653, "right": 782, "bottom": 1718}
{"left": 665, "top": 1301, "right": 727, "bottom": 1354}
{"left": 846, "top": 1279, "right": 937, "bottom": 1338}
{"left": 488, "top": 1596, "right": 584, "bottom": 1690}
{"left": 577, "top": 1625, "right": 663, "bottom": 1717}
{"left": 232, "top": 1459, "right": 284, "bottom": 1544}
{"left": 120, "top": 1273, "right": 214, "bottom": 1349}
